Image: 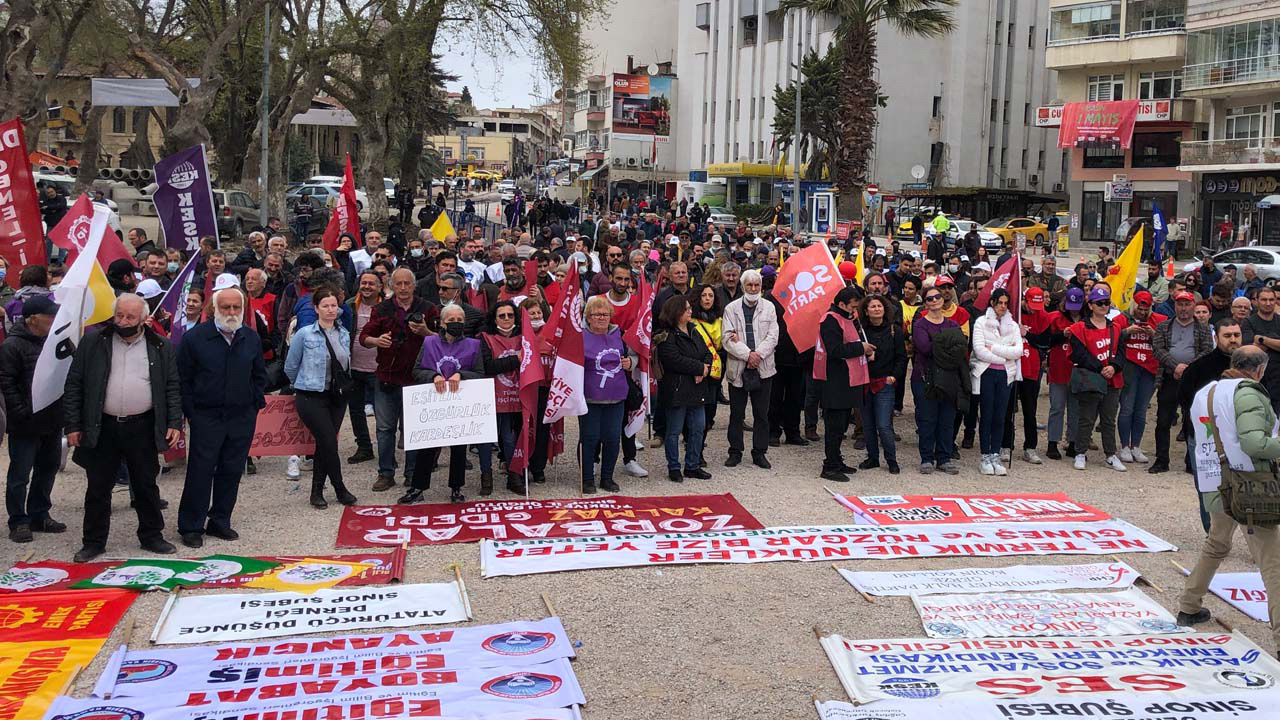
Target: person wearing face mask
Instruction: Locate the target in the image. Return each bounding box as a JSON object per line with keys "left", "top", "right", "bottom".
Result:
{"left": 722, "top": 269, "right": 778, "bottom": 470}
{"left": 403, "top": 235, "right": 434, "bottom": 281}
{"left": 479, "top": 301, "right": 523, "bottom": 496}
{"left": 400, "top": 304, "right": 483, "bottom": 505}
{"left": 64, "top": 293, "right": 184, "bottom": 561}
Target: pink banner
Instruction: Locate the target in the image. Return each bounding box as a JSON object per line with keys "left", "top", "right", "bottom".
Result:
{"left": 834, "top": 493, "right": 1111, "bottom": 525}
{"left": 1057, "top": 100, "right": 1140, "bottom": 150}
{"left": 251, "top": 395, "right": 316, "bottom": 456}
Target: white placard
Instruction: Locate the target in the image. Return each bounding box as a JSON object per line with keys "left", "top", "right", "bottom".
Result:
{"left": 816, "top": 693, "right": 1280, "bottom": 720}
{"left": 912, "top": 589, "right": 1184, "bottom": 638}
{"left": 402, "top": 379, "right": 498, "bottom": 450}
{"left": 838, "top": 563, "right": 1140, "bottom": 596}
{"left": 152, "top": 582, "right": 471, "bottom": 644}
{"left": 821, "top": 632, "right": 1280, "bottom": 704}
{"left": 1208, "top": 571, "right": 1270, "bottom": 623}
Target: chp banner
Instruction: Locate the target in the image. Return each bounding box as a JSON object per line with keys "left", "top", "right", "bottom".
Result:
{"left": 815, "top": 693, "right": 1280, "bottom": 720}
{"left": 152, "top": 581, "right": 470, "bottom": 644}
{"left": 152, "top": 144, "right": 219, "bottom": 251}
{"left": 770, "top": 242, "right": 842, "bottom": 351}
{"left": 481, "top": 520, "right": 1175, "bottom": 577}
{"left": 402, "top": 379, "right": 498, "bottom": 451}
{"left": 1057, "top": 99, "right": 1141, "bottom": 150}
{"left": 0, "top": 118, "right": 46, "bottom": 284}
{"left": 250, "top": 395, "right": 316, "bottom": 456}
{"left": 821, "top": 631, "right": 1280, "bottom": 704}
{"left": 833, "top": 492, "right": 1111, "bottom": 525}
{"left": 912, "top": 589, "right": 1184, "bottom": 639}
{"left": 836, "top": 562, "right": 1140, "bottom": 597}
{"left": 0, "top": 588, "right": 135, "bottom": 720}
{"left": 337, "top": 493, "right": 763, "bottom": 547}
{"left": 93, "top": 617, "right": 574, "bottom": 698}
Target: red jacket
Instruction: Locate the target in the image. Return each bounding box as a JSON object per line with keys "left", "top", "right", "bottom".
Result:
{"left": 357, "top": 297, "right": 438, "bottom": 385}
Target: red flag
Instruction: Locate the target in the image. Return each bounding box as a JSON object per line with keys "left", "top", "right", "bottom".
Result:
{"left": 0, "top": 118, "right": 47, "bottom": 285}
{"left": 769, "top": 242, "right": 843, "bottom": 352}
{"left": 523, "top": 259, "right": 539, "bottom": 297}
{"left": 541, "top": 261, "right": 586, "bottom": 423}
{"left": 509, "top": 308, "right": 543, "bottom": 476}
{"left": 623, "top": 271, "right": 654, "bottom": 437}
{"left": 50, "top": 194, "right": 135, "bottom": 269}
{"left": 974, "top": 253, "right": 1022, "bottom": 323}
{"left": 322, "top": 155, "right": 361, "bottom": 253}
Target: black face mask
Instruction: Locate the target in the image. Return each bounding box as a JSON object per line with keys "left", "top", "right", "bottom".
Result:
{"left": 115, "top": 322, "right": 142, "bottom": 338}
{"left": 445, "top": 321, "right": 465, "bottom": 337}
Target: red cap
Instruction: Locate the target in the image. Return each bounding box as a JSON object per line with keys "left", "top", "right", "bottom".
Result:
{"left": 1024, "top": 286, "right": 1045, "bottom": 310}
{"left": 1175, "top": 291, "right": 1195, "bottom": 302}
{"left": 1134, "top": 290, "right": 1153, "bottom": 306}
{"left": 935, "top": 275, "right": 955, "bottom": 287}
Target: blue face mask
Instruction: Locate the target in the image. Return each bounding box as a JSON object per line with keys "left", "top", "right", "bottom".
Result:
{"left": 0, "top": 268, "right": 7, "bottom": 283}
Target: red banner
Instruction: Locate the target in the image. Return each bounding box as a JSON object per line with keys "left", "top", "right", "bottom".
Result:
{"left": 1057, "top": 100, "right": 1140, "bottom": 150}
{"left": 336, "top": 493, "right": 764, "bottom": 547}
{"left": 0, "top": 587, "right": 135, "bottom": 642}
{"left": 834, "top": 493, "right": 1112, "bottom": 525}
{"left": 321, "top": 154, "right": 361, "bottom": 253}
{"left": 50, "top": 194, "right": 135, "bottom": 269}
{"left": 0, "top": 119, "right": 47, "bottom": 286}
{"left": 769, "top": 242, "right": 843, "bottom": 352}
{"left": 250, "top": 395, "right": 316, "bottom": 456}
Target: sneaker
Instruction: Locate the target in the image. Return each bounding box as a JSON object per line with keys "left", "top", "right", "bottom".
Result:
{"left": 684, "top": 467, "right": 712, "bottom": 480}
{"left": 301, "top": 456, "right": 314, "bottom": 470}
{"left": 819, "top": 470, "right": 850, "bottom": 482}
{"left": 347, "top": 447, "right": 374, "bottom": 464}
{"left": 1176, "top": 608, "right": 1211, "bottom": 625}
{"left": 286, "top": 455, "right": 301, "bottom": 479}
{"left": 372, "top": 474, "right": 396, "bottom": 491}
{"left": 8, "top": 524, "right": 32, "bottom": 543}
{"left": 979, "top": 455, "right": 995, "bottom": 476}
{"left": 365, "top": 404, "right": 374, "bottom": 417}
{"left": 724, "top": 453, "right": 742, "bottom": 468}
{"left": 1131, "top": 447, "right": 1150, "bottom": 463}
{"left": 992, "top": 459, "right": 1008, "bottom": 476}
{"left": 1105, "top": 455, "right": 1127, "bottom": 472}
{"left": 1117, "top": 447, "right": 1134, "bottom": 463}
{"left": 937, "top": 462, "right": 960, "bottom": 475}
{"left": 1148, "top": 462, "right": 1169, "bottom": 474}
{"left": 1074, "top": 454, "right": 1087, "bottom": 470}
{"left": 1001, "top": 448, "right": 1012, "bottom": 465}
{"left": 1023, "top": 449, "right": 1043, "bottom": 465}
{"left": 858, "top": 458, "right": 880, "bottom": 471}
{"left": 918, "top": 463, "right": 935, "bottom": 475}
{"left": 622, "top": 460, "right": 648, "bottom": 477}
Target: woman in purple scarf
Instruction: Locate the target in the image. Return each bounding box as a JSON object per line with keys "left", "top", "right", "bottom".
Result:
{"left": 581, "top": 295, "right": 634, "bottom": 494}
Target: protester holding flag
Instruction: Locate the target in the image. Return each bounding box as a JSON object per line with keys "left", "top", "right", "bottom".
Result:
{"left": 815, "top": 286, "right": 871, "bottom": 482}
{"left": 579, "top": 296, "right": 633, "bottom": 494}
{"left": 1068, "top": 285, "right": 1128, "bottom": 473}
{"left": 970, "top": 288, "right": 1024, "bottom": 476}
{"left": 655, "top": 295, "right": 713, "bottom": 483}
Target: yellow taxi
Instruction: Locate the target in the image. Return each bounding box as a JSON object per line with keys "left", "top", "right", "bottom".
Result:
{"left": 981, "top": 217, "right": 1050, "bottom": 246}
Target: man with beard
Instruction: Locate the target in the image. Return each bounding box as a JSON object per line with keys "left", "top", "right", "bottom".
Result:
{"left": 458, "top": 238, "right": 487, "bottom": 290}
{"left": 715, "top": 262, "right": 742, "bottom": 309}
{"left": 1030, "top": 255, "right": 1067, "bottom": 311}
{"left": 106, "top": 259, "right": 138, "bottom": 295}
{"left": 492, "top": 257, "right": 536, "bottom": 306}
{"left": 175, "top": 287, "right": 267, "bottom": 548}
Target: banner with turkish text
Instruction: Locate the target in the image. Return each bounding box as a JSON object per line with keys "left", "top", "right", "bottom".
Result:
{"left": 250, "top": 395, "right": 316, "bottom": 456}
{"left": 769, "top": 242, "right": 842, "bottom": 351}
{"left": 833, "top": 493, "right": 1111, "bottom": 525}
{"left": 0, "top": 118, "right": 46, "bottom": 285}
{"left": 337, "top": 493, "right": 762, "bottom": 547}
{"left": 913, "top": 589, "right": 1184, "bottom": 639}
{"left": 836, "top": 562, "right": 1140, "bottom": 597}
{"left": 51, "top": 698, "right": 576, "bottom": 720}
{"left": 1057, "top": 99, "right": 1141, "bottom": 150}
{"left": 815, "top": 694, "right": 1280, "bottom": 720}
{"left": 153, "top": 144, "right": 219, "bottom": 251}
{"left": 541, "top": 262, "right": 586, "bottom": 423}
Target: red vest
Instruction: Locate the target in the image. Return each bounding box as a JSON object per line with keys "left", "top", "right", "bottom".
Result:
{"left": 813, "top": 311, "right": 870, "bottom": 387}
{"left": 482, "top": 332, "right": 522, "bottom": 412}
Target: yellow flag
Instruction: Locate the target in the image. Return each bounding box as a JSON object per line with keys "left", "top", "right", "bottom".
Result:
{"left": 832, "top": 249, "right": 842, "bottom": 266}
{"left": 853, "top": 241, "right": 865, "bottom": 285}
{"left": 1104, "top": 225, "right": 1144, "bottom": 312}
{"left": 430, "top": 210, "right": 456, "bottom": 243}
{"left": 242, "top": 558, "right": 375, "bottom": 593}
{"left": 85, "top": 262, "right": 117, "bottom": 325}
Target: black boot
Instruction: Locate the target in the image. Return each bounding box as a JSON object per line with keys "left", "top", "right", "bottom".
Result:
{"left": 331, "top": 479, "right": 357, "bottom": 506}
{"left": 480, "top": 471, "right": 494, "bottom": 496}
{"left": 506, "top": 471, "right": 524, "bottom": 494}
{"left": 310, "top": 480, "right": 327, "bottom": 509}
{"left": 1046, "top": 441, "right": 1061, "bottom": 460}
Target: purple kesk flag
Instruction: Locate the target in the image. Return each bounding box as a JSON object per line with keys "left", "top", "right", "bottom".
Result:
{"left": 153, "top": 144, "right": 220, "bottom": 252}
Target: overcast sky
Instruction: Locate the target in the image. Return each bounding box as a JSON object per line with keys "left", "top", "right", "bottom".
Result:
{"left": 438, "top": 40, "right": 547, "bottom": 109}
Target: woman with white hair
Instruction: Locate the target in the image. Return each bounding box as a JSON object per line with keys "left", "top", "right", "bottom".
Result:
{"left": 580, "top": 295, "right": 634, "bottom": 494}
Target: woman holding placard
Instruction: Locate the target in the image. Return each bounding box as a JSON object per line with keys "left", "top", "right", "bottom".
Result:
{"left": 581, "top": 295, "right": 634, "bottom": 495}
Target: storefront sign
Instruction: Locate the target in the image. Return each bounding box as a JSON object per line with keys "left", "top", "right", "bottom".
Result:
{"left": 837, "top": 562, "right": 1140, "bottom": 597}
{"left": 913, "top": 589, "right": 1183, "bottom": 638}
{"left": 833, "top": 493, "right": 1111, "bottom": 525}
{"left": 337, "top": 493, "right": 762, "bottom": 547}
{"left": 1203, "top": 174, "right": 1280, "bottom": 197}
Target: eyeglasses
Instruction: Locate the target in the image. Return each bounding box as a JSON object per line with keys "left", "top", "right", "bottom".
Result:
{"left": 1092, "top": 300, "right": 1111, "bottom": 307}
{"left": 588, "top": 312, "right": 611, "bottom": 318}
{"left": 924, "top": 294, "right": 942, "bottom": 302}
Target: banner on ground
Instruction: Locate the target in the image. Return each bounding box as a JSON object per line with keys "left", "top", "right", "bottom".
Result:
{"left": 913, "top": 589, "right": 1183, "bottom": 638}
{"left": 837, "top": 562, "right": 1140, "bottom": 597}
{"left": 241, "top": 558, "right": 377, "bottom": 593}
{"left": 0, "top": 118, "right": 46, "bottom": 284}
{"left": 1205, "top": 571, "right": 1269, "bottom": 623}
{"left": 816, "top": 693, "right": 1280, "bottom": 720}
{"left": 834, "top": 493, "right": 1111, "bottom": 525}
{"left": 250, "top": 395, "right": 316, "bottom": 456}
{"left": 337, "top": 493, "right": 763, "bottom": 547}
{"left": 402, "top": 379, "right": 498, "bottom": 451}
{"left": 481, "top": 521, "right": 1175, "bottom": 577}
{"left": 152, "top": 143, "right": 219, "bottom": 251}
{"left": 821, "top": 632, "right": 1280, "bottom": 704}
{"left": 71, "top": 558, "right": 210, "bottom": 591}
{"left": 0, "top": 588, "right": 135, "bottom": 720}
{"left": 93, "top": 617, "right": 574, "bottom": 698}
{"left": 152, "top": 581, "right": 470, "bottom": 644}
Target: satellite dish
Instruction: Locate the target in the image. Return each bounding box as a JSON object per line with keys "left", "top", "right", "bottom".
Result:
{"left": 647, "top": 64, "right": 659, "bottom": 76}
{"left": 911, "top": 165, "right": 926, "bottom": 180}
{"left": 553, "top": 89, "right": 564, "bottom": 101}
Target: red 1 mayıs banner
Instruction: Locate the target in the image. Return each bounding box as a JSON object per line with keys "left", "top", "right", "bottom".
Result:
{"left": 0, "top": 119, "right": 47, "bottom": 287}
{"left": 1057, "top": 99, "right": 1140, "bottom": 150}
{"left": 336, "top": 493, "right": 763, "bottom": 547}
{"left": 833, "top": 493, "right": 1111, "bottom": 525}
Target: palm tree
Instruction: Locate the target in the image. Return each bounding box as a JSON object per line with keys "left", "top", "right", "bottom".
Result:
{"left": 779, "top": 0, "right": 956, "bottom": 221}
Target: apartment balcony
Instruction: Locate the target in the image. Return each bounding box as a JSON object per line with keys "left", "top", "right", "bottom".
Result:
{"left": 1179, "top": 136, "right": 1280, "bottom": 172}
{"left": 586, "top": 107, "right": 606, "bottom": 123}
{"left": 1046, "top": 31, "right": 1185, "bottom": 70}
{"left": 1183, "top": 54, "right": 1280, "bottom": 97}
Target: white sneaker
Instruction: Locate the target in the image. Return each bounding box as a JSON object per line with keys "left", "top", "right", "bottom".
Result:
{"left": 1023, "top": 449, "right": 1043, "bottom": 465}
{"left": 1117, "top": 447, "right": 1134, "bottom": 463}
{"left": 301, "top": 456, "right": 313, "bottom": 470}
{"left": 1001, "top": 448, "right": 1012, "bottom": 465}
{"left": 1131, "top": 447, "right": 1150, "bottom": 463}
{"left": 1074, "top": 454, "right": 1087, "bottom": 471}
{"left": 980, "top": 455, "right": 995, "bottom": 475}
{"left": 623, "top": 460, "right": 649, "bottom": 478}
{"left": 286, "top": 455, "right": 301, "bottom": 479}
{"left": 364, "top": 404, "right": 374, "bottom": 417}
{"left": 993, "top": 459, "right": 1008, "bottom": 476}
{"left": 1105, "top": 455, "right": 1128, "bottom": 472}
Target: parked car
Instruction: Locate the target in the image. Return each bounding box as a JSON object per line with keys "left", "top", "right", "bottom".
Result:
{"left": 383, "top": 177, "right": 396, "bottom": 201}
{"left": 894, "top": 206, "right": 939, "bottom": 238}
{"left": 1190, "top": 247, "right": 1280, "bottom": 287}
{"left": 982, "top": 216, "right": 1050, "bottom": 247}
{"left": 212, "top": 189, "right": 261, "bottom": 238}
{"left": 705, "top": 206, "right": 738, "bottom": 225}
{"left": 34, "top": 172, "right": 124, "bottom": 241}
{"left": 944, "top": 219, "right": 1004, "bottom": 252}
{"left": 285, "top": 183, "right": 369, "bottom": 218}
{"left": 497, "top": 179, "right": 517, "bottom": 202}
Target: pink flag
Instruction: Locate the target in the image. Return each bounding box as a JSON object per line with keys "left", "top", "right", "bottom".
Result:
{"left": 974, "top": 253, "right": 1023, "bottom": 323}
{"left": 542, "top": 262, "right": 587, "bottom": 423}
{"left": 509, "top": 308, "right": 544, "bottom": 475}
{"left": 623, "top": 271, "right": 654, "bottom": 437}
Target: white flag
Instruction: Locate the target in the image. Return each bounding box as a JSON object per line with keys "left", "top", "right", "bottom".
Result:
{"left": 31, "top": 205, "right": 110, "bottom": 412}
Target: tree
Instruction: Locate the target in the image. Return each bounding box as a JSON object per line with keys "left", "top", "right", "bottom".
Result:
{"left": 771, "top": 46, "right": 840, "bottom": 182}
{"left": 459, "top": 85, "right": 472, "bottom": 107}
{"left": 778, "top": 0, "right": 955, "bottom": 220}
{"left": 0, "top": 0, "right": 96, "bottom": 148}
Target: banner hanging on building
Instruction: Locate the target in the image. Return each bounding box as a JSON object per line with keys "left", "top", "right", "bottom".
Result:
{"left": 337, "top": 493, "right": 763, "bottom": 547}
{"left": 833, "top": 493, "right": 1111, "bottom": 525}
{"left": 816, "top": 693, "right": 1280, "bottom": 720}
{"left": 837, "top": 562, "right": 1140, "bottom": 597}
{"left": 152, "top": 143, "right": 220, "bottom": 251}
{"left": 1056, "top": 99, "right": 1141, "bottom": 150}
{"left": 0, "top": 118, "right": 47, "bottom": 285}
{"left": 152, "top": 581, "right": 470, "bottom": 644}
{"left": 912, "top": 589, "right": 1184, "bottom": 638}
{"left": 94, "top": 617, "right": 574, "bottom": 698}
{"left": 821, "top": 632, "right": 1280, "bottom": 704}
{"left": 481, "top": 521, "right": 1175, "bottom": 577}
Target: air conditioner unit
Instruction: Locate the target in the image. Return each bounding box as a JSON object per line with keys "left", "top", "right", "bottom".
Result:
{"left": 1028, "top": 174, "right": 1039, "bottom": 186}
{"left": 1006, "top": 178, "right": 1020, "bottom": 188}
{"left": 626, "top": 157, "right": 639, "bottom": 167}
{"left": 641, "top": 158, "right": 653, "bottom": 168}
{"left": 743, "top": 16, "right": 758, "bottom": 31}
{"left": 1053, "top": 182, "right": 1065, "bottom": 192}
{"left": 611, "top": 157, "right": 624, "bottom": 167}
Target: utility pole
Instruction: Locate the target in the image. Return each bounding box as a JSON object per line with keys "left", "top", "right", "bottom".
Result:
{"left": 257, "top": 1, "right": 271, "bottom": 226}
{"left": 791, "top": 8, "right": 803, "bottom": 233}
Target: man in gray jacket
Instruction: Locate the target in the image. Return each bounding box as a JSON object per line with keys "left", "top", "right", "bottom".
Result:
{"left": 723, "top": 269, "right": 779, "bottom": 470}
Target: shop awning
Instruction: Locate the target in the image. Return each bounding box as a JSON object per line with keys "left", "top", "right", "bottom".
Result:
{"left": 1259, "top": 194, "right": 1280, "bottom": 209}
{"left": 577, "top": 165, "right": 604, "bottom": 182}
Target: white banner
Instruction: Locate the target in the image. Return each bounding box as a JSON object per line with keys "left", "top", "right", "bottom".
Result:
{"left": 816, "top": 693, "right": 1280, "bottom": 720}
{"left": 403, "top": 379, "right": 498, "bottom": 451}
{"left": 1208, "top": 571, "right": 1270, "bottom": 623}
{"left": 95, "top": 618, "right": 572, "bottom": 698}
{"left": 481, "top": 521, "right": 1175, "bottom": 577}
{"left": 838, "top": 562, "right": 1141, "bottom": 596}
{"left": 912, "top": 589, "right": 1184, "bottom": 638}
{"left": 153, "top": 582, "right": 471, "bottom": 644}
{"left": 821, "top": 632, "right": 1280, "bottom": 704}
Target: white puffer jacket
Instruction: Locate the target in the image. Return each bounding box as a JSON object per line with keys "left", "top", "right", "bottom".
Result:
{"left": 970, "top": 305, "right": 1024, "bottom": 391}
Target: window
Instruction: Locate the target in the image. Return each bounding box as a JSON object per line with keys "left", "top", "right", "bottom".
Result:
{"left": 111, "top": 107, "right": 126, "bottom": 133}
{"left": 1138, "top": 70, "right": 1182, "bottom": 99}
{"left": 703, "top": 102, "right": 707, "bottom": 122}
{"left": 1049, "top": 2, "right": 1120, "bottom": 44}
{"left": 1083, "top": 146, "right": 1126, "bottom": 168}
{"left": 1186, "top": 18, "right": 1280, "bottom": 69}
{"left": 1038, "top": 149, "right": 1046, "bottom": 170}
{"left": 1003, "top": 100, "right": 1010, "bottom": 123}
{"left": 734, "top": 142, "right": 740, "bottom": 160}
{"left": 1131, "top": 132, "right": 1179, "bottom": 167}
{"left": 1087, "top": 74, "right": 1124, "bottom": 101}
{"left": 1028, "top": 25, "right": 1036, "bottom": 48}
{"left": 766, "top": 10, "right": 784, "bottom": 42}
{"left": 1024, "top": 102, "right": 1031, "bottom": 124}
{"left": 1008, "top": 22, "right": 1016, "bottom": 46}
{"left": 735, "top": 99, "right": 740, "bottom": 120}
{"left": 750, "top": 97, "right": 755, "bottom": 118}
{"left": 932, "top": 96, "right": 942, "bottom": 118}
{"left": 1225, "top": 105, "right": 1266, "bottom": 144}
{"left": 1021, "top": 148, "right": 1028, "bottom": 169}
{"left": 995, "top": 20, "right": 1003, "bottom": 45}
{"left": 741, "top": 16, "right": 758, "bottom": 45}
{"left": 760, "top": 96, "right": 765, "bottom": 118}
{"left": 990, "top": 99, "right": 998, "bottom": 121}
{"left": 1126, "top": 0, "right": 1185, "bottom": 35}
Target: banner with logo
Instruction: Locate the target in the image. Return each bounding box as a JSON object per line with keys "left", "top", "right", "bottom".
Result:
{"left": 250, "top": 395, "right": 316, "bottom": 456}
{"left": 93, "top": 617, "right": 573, "bottom": 698}
{"left": 152, "top": 581, "right": 470, "bottom": 644}
{"left": 0, "top": 588, "right": 135, "bottom": 720}
{"left": 337, "top": 493, "right": 763, "bottom": 547}
{"left": 481, "top": 521, "right": 1175, "bottom": 577}
{"left": 241, "top": 558, "right": 376, "bottom": 593}
{"left": 821, "top": 632, "right": 1280, "bottom": 704}
{"left": 837, "top": 562, "right": 1140, "bottom": 597}
{"left": 1205, "top": 571, "right": 1269, "bottom": 623}
{"left": 0, "top": 118, "right": 46, "bottom": 284}
{"left": 401, "top": 379, "right": 499, "bottom": 451}
{"left": 50, "top": 697, "right": 577, "bottom": 720}
{"left": 816, "top": 693, "right": 1280, "bottom": 720}
{"left": 769, "top": 242, "right": 842, "bottom": 351}
{"left": 71, "top": 558, "right": 210, "bottom": 591}
{"left": 913, "top": 589, "right": 1184, "bottom": 638}
{"left": 1056, "top": 99, "right": 1141, "bottom": 150}
{"left": 834, "top": 493, "right": 1111, "bottom": 525}
{"left": 152, "top": 143, "right": 219, "bottom": 251}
